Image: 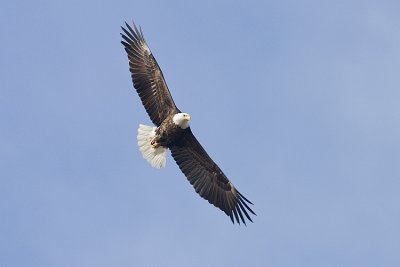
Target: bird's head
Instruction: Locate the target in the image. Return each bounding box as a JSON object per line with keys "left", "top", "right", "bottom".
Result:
{"left": 173, "top": 112, "right": 191, "bottom": 129}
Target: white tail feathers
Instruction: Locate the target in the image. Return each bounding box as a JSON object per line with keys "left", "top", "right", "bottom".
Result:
{"left": 137, "top": 124, "right": 167, "bottom": 169}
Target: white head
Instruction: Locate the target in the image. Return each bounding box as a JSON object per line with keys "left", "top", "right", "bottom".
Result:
{"left": 173, "top": 112, "right": 191, "bottom": 129}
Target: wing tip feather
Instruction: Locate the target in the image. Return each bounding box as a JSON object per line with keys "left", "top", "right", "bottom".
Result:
{"left": 229, "top": 191, "right": 256, "bottom": 225}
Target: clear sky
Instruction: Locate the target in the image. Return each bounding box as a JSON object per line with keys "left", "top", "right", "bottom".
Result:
{"left": 1, "top": 0, "right": 400, "bottom": 266}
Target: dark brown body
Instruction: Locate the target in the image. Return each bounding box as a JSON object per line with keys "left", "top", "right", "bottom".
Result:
{"left": 151, "top": 113, "right": 187, "bottom": 148}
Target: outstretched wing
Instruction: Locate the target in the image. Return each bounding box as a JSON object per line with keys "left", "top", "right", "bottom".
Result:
{"left": 170, "top": 129, "right": 256, "bottom": 225}
{"left": 121, "top": 22, "right": 178, "bottom": 126}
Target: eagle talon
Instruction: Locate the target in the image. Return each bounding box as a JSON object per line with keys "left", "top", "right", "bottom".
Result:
{"left": 150, "top": 140, "right": 159, "bottom": 149}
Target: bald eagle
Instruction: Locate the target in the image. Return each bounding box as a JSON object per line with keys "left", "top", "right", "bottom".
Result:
{"left": 121, "top": 22, "right": 255, "bottom": 225}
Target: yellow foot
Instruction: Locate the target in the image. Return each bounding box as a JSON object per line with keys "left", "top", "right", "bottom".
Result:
{"left": 150, "top": 140, "right": 159, "bottom": 149}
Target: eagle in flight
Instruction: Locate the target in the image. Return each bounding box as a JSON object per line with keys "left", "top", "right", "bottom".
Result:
{"left": 121, "top": 21, "right": 255, "bottom": 224}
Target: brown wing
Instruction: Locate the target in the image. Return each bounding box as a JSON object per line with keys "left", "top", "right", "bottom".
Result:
{"left": 121, "top": 22, "right": 178, "bottom": 126}
{"left": 170, "top": 128, "right": 256, "bottom": 225}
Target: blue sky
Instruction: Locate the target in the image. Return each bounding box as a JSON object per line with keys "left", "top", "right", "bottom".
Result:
{"left": 1, "top": 0, "right": 400, "bottom": 266}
